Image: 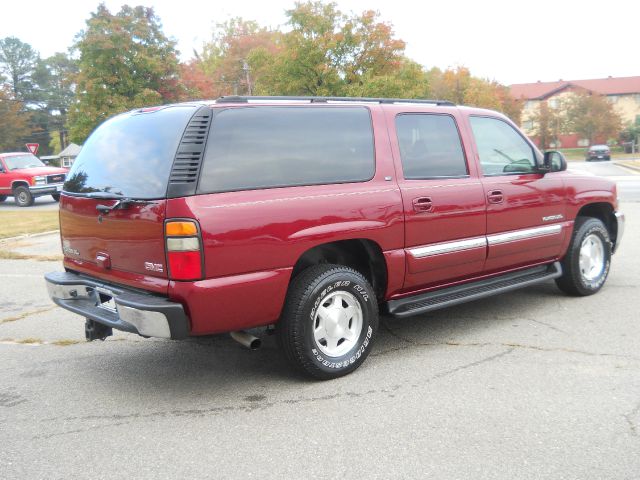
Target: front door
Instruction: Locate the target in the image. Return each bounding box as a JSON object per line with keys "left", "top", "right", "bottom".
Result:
{"left": 467, "top": 115, "right": 567, "bottom": 272}
{"left": 388, "top": 110, "right": 487, "bottom": 291}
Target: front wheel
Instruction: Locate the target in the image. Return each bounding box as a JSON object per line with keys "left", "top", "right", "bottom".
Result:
{"left": 556, "top": 217, "right": 611, "bottom": 296}
{"left": 51, "top": 193, "right": 60, "bottom": 202}
{"left": 278, "top": 264, "right": 378, "bottom": 380}
{"left": 13, "top": 186, "right": 34, "bottom": 207}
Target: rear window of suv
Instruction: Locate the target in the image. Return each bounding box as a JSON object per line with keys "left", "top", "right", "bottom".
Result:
{"left": 63, "top": 105, "right": 197, "bottom": 199}
{"left": 197, "top": 106, "right": 375, "bottom": 193}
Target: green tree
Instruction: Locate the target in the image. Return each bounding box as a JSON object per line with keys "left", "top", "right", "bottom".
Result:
{"left": 253, "top": 1, "right": 409, "bottom": 96}
{"left": 0, "top": 37, "right": 39, "bottom": 100}
{"left": 344, "top": 58, "right": 428, "bottom": 98}
{"left": 565, "top": 92, "right": 622, "bottom": 144}
{"left": 68, "top": 4, "right": 181, "bottom": 142}
{"left": 527, "top": 100, "right": 564, "bottom": 149}
{"left": 32, "top": 52, "right": 78, "bottom": 151}
{"left": 0, "top": 86, "right": 31, "bottom": 150}
{"left": 619, "top": 116, "right": 640, "bottom": 153}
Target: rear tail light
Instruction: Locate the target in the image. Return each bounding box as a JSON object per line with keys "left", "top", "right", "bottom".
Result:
{"left": 165, "top": 220, "right": 203, "bottom": 281}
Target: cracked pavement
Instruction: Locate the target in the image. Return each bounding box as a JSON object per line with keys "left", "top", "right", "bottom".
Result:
{"left": 1, "top": 203, "right": 639, "bottom": 479}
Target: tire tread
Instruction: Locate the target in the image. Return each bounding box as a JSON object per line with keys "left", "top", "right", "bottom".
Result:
{"left": 278, "top": 264, "right": 377, "bottom": 380}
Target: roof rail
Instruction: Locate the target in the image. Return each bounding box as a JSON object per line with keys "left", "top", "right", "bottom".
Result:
{"left": 215, "top": 95, "right": 455, "bottom": 106}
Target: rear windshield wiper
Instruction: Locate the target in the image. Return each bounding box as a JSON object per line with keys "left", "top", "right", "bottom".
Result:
{"left": 92, "top": 195, "right": 157, "bottom": 214}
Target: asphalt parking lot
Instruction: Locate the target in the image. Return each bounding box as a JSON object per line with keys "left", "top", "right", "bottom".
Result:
{"left": 1, "top": 166, "right": 639, "bottom": 479}
{"left": 0, "top": 194, "right": 60, "bottom": 211}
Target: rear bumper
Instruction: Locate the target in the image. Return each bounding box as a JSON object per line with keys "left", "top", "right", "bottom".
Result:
{"left": 45, "top": 271, "right": 189, "bottom": 339}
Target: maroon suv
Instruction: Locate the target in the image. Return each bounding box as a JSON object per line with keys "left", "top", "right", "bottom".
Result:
{"left": 45, "top": 97, "right": 624, "bottom": 379}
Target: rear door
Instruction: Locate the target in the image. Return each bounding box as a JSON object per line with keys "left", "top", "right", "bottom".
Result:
{"left": 467, "top": 115, "right": 567, "bottom": 272}
{"left": 59, "top": 105, "right": 200, "bottom": 293}
{"left": 386, "top": 109, "right": 487, "bottom": 291}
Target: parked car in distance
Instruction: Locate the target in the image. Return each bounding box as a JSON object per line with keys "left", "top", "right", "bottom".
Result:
{"left": 586, "top": 144, "right": 611, "bottom": 161}
{"left": 45, "top": 96, "right": 624, "bottom": 380}
{"left": 0, "top": 152, "right": 68, "bottom": 206}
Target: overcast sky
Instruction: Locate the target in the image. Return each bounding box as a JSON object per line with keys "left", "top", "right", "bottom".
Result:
{"left": 1, "top": 0, "right": 637, "bottom": 85}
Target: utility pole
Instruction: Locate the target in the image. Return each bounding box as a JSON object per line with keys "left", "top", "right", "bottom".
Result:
{"left": 243, "top": 60, "right": 252, "bottom": 96}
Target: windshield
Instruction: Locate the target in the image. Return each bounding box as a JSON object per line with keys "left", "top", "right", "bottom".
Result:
{"left": 63, "top": 105, "right": 198, "bottom": 199}
{"left": 4, "top": 155, "right": 45, "bottom": 170}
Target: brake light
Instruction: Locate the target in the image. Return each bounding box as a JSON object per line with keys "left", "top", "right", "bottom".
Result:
{"left": 165, "top": 220, "right": 203, "bottom": 281}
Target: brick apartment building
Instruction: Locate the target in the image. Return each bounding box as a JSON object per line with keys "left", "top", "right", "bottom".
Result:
{"left": 510, "top": 76, "right": 640, "bottom": 148}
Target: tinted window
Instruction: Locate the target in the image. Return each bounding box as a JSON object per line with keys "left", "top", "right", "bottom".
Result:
{"left": 63, "top": 106, "right": 197, "bottom": 198}
{"left": 469, "top": 116, "right": 536, "bottom": 175}
{"left": 396, "top": 114, "right": 467, "bottom": 179}
{"left": 198, "top": 107, "right": 374, "bottom": 193}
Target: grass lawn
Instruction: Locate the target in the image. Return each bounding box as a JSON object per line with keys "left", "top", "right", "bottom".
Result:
{"left": 0, "top": 211, "right": 59, "bottom": 239}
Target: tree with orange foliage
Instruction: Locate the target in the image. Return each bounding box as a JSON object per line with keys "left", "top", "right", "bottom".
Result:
{"left": 427, "top": 66, "right": 522, "bottom": 122}
{"left": 565, "top": 92, "right": 622, "bottom": 144}
{"left": 181, "top": 18, "right": 280, "bottom": 99}
{"left": 0, "top": 86, "right": 31, "bottom": 150}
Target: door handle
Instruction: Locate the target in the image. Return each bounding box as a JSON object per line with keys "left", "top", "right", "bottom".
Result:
{"left": 487, "top": 190, "right": 504, "bottom": 204}
{"left": 412, "top": 196, "right": 434, "bottom": 212}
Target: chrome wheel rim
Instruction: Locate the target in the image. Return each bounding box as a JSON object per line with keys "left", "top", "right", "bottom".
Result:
{"left": 579, "top": 234, "right": 605, "bottom": 281}
{"left": 17, "top": 191, "right": 28, "bottom": 204}
{"left": 313, "top": 290, "right": 363, "bottom": 358}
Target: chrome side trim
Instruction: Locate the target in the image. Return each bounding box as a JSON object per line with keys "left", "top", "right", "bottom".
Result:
{"left": 487, "top": 224, "right": 562, "bottom": 245}
{"left": 409, "top": 237, "right": 487, "bottom": 258}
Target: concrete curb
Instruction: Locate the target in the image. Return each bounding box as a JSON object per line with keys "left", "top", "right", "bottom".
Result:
{"left": 614, "top": 161, "right": 640, "bottom": 174}
{"left": 0, "top": 230, "right": 60, "bottom": 244}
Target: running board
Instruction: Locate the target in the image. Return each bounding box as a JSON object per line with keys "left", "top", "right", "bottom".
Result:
{"left": 387, "top": 262, "right": 562, "bottom": 318}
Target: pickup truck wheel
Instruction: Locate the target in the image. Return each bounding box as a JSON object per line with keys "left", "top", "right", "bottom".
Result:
{"left": 556, "top": 217, "right": 611, "bottom": 296}
{"left": 278, "top": 264, "right": 378, "bottom": 380}
{"left": 0, "top": 195, "right": 7, "bottom": 202}
{"left": 14, "top": 186, "right": 34, "bottom": 207}
{"left": 51, "top": 193, "right": 60, "bottom": 202}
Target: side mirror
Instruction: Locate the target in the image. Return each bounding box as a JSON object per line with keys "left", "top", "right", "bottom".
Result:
{"left": 542, "top": 150, "right": 567, "bottom": 173}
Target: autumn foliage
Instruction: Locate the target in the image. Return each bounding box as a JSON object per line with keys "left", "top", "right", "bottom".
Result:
{"left": 68, "top": 4, "right": 182, "bottom": 142}
{"left": 52, "top": 1, "right": 527, "bottom": 143}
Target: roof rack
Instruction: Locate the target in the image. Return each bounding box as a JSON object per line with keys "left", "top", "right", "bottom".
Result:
{"left": 215, "top": 95, "right": 455, "bottom": 106}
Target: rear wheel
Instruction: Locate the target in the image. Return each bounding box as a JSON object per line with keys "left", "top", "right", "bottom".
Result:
{"left": 556, "top": 217, "right": 611, "bottom": 296}
{"left": 13, "top": 186, "right": 34, "bottom": 207}
{"left": 278, "top": 264, "right": 378, "bottom": 380}
{"left": 51, "top": 193, "right": 60, "bottom": 202}
{"left": 0, "top": 195, "right": 7, "bottom": 202}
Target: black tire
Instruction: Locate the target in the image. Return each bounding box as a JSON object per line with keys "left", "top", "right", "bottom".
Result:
{"left": 0, "top": 195, "right": 7, "bottom": 202}
{"left": 556, "top": 217, "right": 611, "bottom": 296}
{"left": 51, "top": 193, "right": 60, "bottom": 202}
{"left": 278, "top": 264, "right": 378, "bottom": 380}
{"left": 13, "top": 186, "right": 34, "bottom": 207}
